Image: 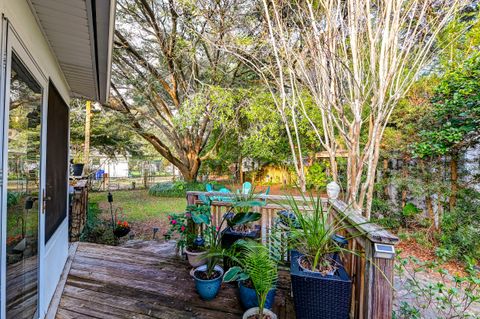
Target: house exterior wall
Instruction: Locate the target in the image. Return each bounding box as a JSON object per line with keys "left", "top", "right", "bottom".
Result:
{"left": 0, "top": 1, "right": 71, "bottom": 318}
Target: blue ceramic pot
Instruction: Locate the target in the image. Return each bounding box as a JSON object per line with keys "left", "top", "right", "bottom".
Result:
{"left": 238, "top": 281, "right": 276, "bottom": 310}
{"left": 193, "top": 265, "right": 224, "bottom": 300}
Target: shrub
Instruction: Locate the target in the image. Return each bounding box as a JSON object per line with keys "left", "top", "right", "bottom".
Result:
{"left": 371, "top": 197, "right": 401, "bottom": 229}
{"left": 7, "top": 192, "right": 22, "bottom": 208}
{"left": 80, "top": 203, "right": 117, "bottom": 245}
{"left": 148, "top": 180, "right": 225, "bottom": 197}
{"left": 305, "top": 162, "right": 328, "bottom": 190}
{"left": 394, "top": 256, "right": 480, "bottom": 318}
{"left": 439, "top": 188, "right": 480, "bottom": 261}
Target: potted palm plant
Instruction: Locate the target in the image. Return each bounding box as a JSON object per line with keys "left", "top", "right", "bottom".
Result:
{"left": 287, "top": 194, "right": 353, "bottom": 319}
{"left": 223, "top": 240, "right": 278, "bottom": 319}
{"left": 223, "top": 240, "right": 278, "bottom": 313}
{"left": 191, "top": 223, "right": 224, "bottom": 300}
{"left": 192, "top": 208, "right": 264, "bottom": 300}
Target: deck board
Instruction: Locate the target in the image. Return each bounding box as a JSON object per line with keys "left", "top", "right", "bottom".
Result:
{"left": 55, "top": 242, "right": 295, "bottom": 319}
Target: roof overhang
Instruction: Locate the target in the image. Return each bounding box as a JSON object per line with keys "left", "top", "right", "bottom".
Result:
{"left": 28, "top": 0, "right": 116, "bottom": 103}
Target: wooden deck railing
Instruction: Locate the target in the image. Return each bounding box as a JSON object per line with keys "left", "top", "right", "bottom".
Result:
{"left": 186, "top": 191, "right": 399, "bottom": 319}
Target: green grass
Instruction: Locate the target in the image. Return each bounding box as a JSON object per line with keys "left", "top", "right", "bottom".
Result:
{"left": 89, "top": 190, "right": 186, "bottom": 222}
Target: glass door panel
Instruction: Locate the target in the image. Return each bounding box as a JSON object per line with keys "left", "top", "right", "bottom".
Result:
{"left": 5, "top": 52, "right": 42, "bottom": 319}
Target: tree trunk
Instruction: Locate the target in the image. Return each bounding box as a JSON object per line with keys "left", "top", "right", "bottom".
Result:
{"left": 383, "top": 158, "right": 389, "bottom": 199}
{"left": 425, "top": 194, "right": 435, "bottom": 228}
{"left": 419, "top": 159, "right": 435, "bottom": 228}
{"left": 449, "top": 154, "right": 458, "bottom": 211}
{"left": 401, "top": 161, "right": 408, "bottom": 209}
{"left": 239, "top": 154, "right": 244, "bottom": 184}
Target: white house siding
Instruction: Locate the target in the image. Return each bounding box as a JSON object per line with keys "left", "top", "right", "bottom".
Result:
{"left": 0, "top": 1, "right": 71, "bottom": 317}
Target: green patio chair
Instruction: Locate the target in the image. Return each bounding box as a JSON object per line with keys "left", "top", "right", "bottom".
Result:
{"left": 242, "top": 182, "right": 252, "bottom": 195}
{"left": 205, "top": 183, "right": 213, "bottom": 192}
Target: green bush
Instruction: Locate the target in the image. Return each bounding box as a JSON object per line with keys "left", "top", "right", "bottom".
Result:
{"left": 439, "top": 188, "right": 480, "bottom": 261}
{"left": 371, "top": 197, "right": 401, "bottom": 229}
{"left": 305, "top": 162, "right": 328, "bottom": 190}
{"left": 7, "top": 192, "right": 22, "bottom": 208}
{"left": 80, "top": 202, "right": 117, "bottom": 245}
{"left": 402, "top": 203, "right": 420, "bottom": 218}
{"left": 148, "top": 180, "right": 225, "bottom": 197}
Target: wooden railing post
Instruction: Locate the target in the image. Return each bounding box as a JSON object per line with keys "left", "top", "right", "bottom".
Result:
{"left": 364, "top": 241, "right": 396, "bottom": 319}
{"left": 186, "top": 192, "right": 197, "bottom": 206}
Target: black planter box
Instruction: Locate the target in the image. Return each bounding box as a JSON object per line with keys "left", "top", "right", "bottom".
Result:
{"left": 221, "top": 225, "right": 260, "bottom": 249}
{"left": 290, "top": 250, "right": 352, "bottom": 319}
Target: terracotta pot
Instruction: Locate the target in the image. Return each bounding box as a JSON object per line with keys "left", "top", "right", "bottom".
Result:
{"left": 185, "top": 248, "right": 207, "bottom": 268}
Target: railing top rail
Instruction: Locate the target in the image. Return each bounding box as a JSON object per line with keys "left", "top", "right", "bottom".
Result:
{"left": 329, "top": 199, "right": 399, "bottom": 245}
{"left": 186, "top": 191, "right": 399, "bottom": 245}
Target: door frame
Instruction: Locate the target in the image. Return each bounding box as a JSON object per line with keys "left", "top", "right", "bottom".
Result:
{"left": 0, "top": 17, "right": 49, "bottom": 319}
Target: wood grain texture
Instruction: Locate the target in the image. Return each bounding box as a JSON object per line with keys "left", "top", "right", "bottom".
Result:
{"left": 54, "top": 242, "right": 295, "bottom": 319}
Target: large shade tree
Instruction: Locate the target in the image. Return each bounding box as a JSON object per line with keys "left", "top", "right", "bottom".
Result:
{"left": 109, "top": 0, "right": 253, "bottom": 181}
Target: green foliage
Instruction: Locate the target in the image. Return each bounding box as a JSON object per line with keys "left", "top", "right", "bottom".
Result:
{"left": 305, "top": 162, "right": 329, "bottom": 190}
{"left": 148, "top": 181, "right": 224, "bottom": 197}
{"left": 226, "top": 212, "right": 262, "bottom": 229}
{"left": 394, "top": 256, "right": 480, "bottom": 318}
{"left": 439, "top": 188, "right": 480, "bottom": 261}
{"left": 402, "top": 203, "right": 420, "bottom": 218}
{"left": 371, "top": 197, "right": 401, "bottom": 229}
{"left": 80, "top": 203, "right": 117, "bottom": 245}
{"left": 166, "top": 205, "right": 211, "bottom": 250}
{"left": 7, "top": 192, "right": 22, "bottom": 208}
{"left": 224, "top": 240, "right": 278, "bottom": 318}
{"left": 70, "top": 99, "right": 149, "bottom": 159}
{"left": 286, "top": 194, "right": 349, "bottom": 272}
{"left": 415, "top": 53, "right": 480, "bottom": 158}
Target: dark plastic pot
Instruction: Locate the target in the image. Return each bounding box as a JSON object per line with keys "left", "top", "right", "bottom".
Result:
{"left": 113, "top": 227, "right": 130, "bottom": 238}
{"left": 72, "top": 163, "right": 84, "bottom": 176}
{"left": 290, "top": 250, "right": 352, "bottom": 319}
{"left": 193, "top": 265, "right": 224, "bottom": 300}
{"left": 238, "top": 281, "right": 276, "bottom": 310}
{"left": 221, "top": 226, "right": 261, "bottom": 249}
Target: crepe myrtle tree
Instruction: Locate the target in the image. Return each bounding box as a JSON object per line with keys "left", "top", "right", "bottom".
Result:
{"left": 246, "top": 0, "right": 466, "bottom": 218}
{"left": 108, "top": 0, "right": 254, "bottom": 182}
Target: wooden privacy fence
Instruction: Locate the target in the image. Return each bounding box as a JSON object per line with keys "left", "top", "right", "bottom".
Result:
{"left": 186, "top": 191, "right": 399, "bottom": 319}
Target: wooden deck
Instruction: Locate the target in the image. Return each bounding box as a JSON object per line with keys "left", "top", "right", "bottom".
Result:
{"left": 54, "top": 242, "right": 295, "bottom": 319}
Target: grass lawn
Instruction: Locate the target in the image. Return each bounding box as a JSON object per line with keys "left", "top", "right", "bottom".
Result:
{"left": 88, "top": 190, "right": 186, "bottom": 240}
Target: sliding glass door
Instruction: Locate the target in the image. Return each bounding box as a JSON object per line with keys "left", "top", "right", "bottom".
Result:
{"left": 4, "top": 52, "right": 43, "bottom": 319}
{"left": 1, "top": 23, "right": 47, "bottom": 319}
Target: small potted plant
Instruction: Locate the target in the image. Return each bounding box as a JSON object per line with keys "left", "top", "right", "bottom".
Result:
{"left": 191, "top": 206, "right": 262, "bottom": 300}
{"left": 192, "top": 223, "right": 224, "bottom": 300}
{"left": 223, "top": 240, "right": 278, "bottom": 313}
{"left": 287, "top": 194, "right": 352, "bottom": 319}
{"left": 113, "top": 220, "right": 131, "bottom": 238}
{"left": 71, "top": 148, "right": 85, "bottom": 177}
{"left": 167, "top": 205, "right": 211, "bottom": 267}
{"left": 223, "top": 240, "right": 278, "bottom": 319}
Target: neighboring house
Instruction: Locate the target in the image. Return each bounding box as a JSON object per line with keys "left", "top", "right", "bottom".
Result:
{"left": 0, "top": 1, "right": 115, "bottom": 319}
{"left": 90, "top": 153, "right": 130, "bottom": 178}
{"left": 102, "top": 157, "right": 130, "bottom": 178}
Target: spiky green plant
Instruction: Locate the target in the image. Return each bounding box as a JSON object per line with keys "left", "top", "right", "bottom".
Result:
{"left": 287, "top": 193, "right": 361, "bottom": 273}
{"left": 224, "top": 240, "right": 278, "bottom": 318}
